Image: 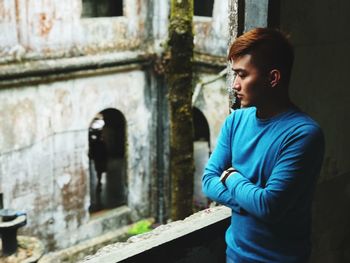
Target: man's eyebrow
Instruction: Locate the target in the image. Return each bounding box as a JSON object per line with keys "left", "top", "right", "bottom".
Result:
{"left": 232, "top": 68, "right": 246, "bottom": 73}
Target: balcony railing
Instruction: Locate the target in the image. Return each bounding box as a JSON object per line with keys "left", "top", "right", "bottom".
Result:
{"left": 81, "top": 206, "right": 231, "bottom": 263}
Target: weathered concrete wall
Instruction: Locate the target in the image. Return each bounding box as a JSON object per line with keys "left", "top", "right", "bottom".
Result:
{"left": 194, "top": 0, "right": 229, "bottom": 57}
{"left": 243, "top": 0, "right": 268, "bottom": 31}
{"left": 0, "top": 0, "right": 232, "bottom": 254}
{"left": 0, "top": 0, "right": 155, "bottom": 252}
{"left": 0, "top": 0, "right": 17, "bottom": 49}
{"left": 151, "top": 0, "right": 230, "bottom": 57}
{"left": 0, "top": 69, "right": 157, "bottom": 250}
{"left": 0, "top": 0, "right": 150, "bottom": 63}
{"left": 151, "top": 0, "right": 231, "bottom": 221}
{"left": 193, "top": 72, "right": 229, "bottom": 151}
{"left": 279, "top": 0, "right": 350, "bottom": 261}
{"left": 151, "top": 0, "right": 169, "bottom": 55}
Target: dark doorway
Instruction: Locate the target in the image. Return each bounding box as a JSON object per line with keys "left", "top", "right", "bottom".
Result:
{"left": 192, "top": 107, "right": 210, "bottom": 210}
{"left": 88, "top": 108, "right": 127, "bottom": 213}
{"left": 193, "top": 107, "right": 210, "bottom": 143}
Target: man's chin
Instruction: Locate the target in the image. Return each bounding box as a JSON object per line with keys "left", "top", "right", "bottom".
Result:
{"left": 240, "top": 102, "right": 251, "bottom": 108}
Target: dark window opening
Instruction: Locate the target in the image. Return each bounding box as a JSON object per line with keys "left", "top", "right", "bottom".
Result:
{"left": 194, "top": 0, "right": 214, "bottom": 17}
{"left": 192, "top": 107, "right": 211, "bottom": 211}
{"left": 82, "top": 0, "right": 123, "bottom": 18}
{"left": 88, "top": 108, "right": 127, "bottom": 213}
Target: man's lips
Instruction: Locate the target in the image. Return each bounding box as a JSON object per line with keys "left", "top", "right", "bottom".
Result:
{"left": 235, "top": 93, "right": 243, "bottom": 99}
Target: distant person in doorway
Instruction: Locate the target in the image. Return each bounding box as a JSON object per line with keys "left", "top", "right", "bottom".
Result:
{"left": 89, "top": 114, "right": 107, "bottom": 211}
{"left": 101, "top": 111, "right": 127, "bottom": 206}
{"left": 202, "top": 28, "right": 325, "bottom": 263}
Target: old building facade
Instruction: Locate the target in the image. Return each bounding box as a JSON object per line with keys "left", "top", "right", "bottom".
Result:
{"left": 0, "top": 0, "right": 231, "bottom": 251}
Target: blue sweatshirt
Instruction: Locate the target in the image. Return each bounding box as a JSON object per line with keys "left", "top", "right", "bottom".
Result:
{"left": 202, "top": 107, "right": 324, "bottom": 263}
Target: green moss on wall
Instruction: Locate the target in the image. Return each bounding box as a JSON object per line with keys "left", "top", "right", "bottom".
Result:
{"left": 166, "top": 0, "right": 195, "bottom": 221}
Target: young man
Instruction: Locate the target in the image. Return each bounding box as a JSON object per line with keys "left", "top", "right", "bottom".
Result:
{"left": 202, "top": 28, "right": 325, "bottom": 263}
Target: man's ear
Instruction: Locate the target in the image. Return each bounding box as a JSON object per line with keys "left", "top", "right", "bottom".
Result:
{"left": 269, "top": 69, "right": 281, "bottom": 88}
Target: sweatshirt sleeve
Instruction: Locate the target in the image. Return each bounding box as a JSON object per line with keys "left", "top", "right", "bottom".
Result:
{"left": 225, "top": 125, "right": 325, "bottom": 222}
{"left": 202, "top": 113, "right": 242, "bottom": 212}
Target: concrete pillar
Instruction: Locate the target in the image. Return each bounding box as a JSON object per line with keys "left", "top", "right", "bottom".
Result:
{"left": 244, "top": 0, "right": 269, "bottom": 31}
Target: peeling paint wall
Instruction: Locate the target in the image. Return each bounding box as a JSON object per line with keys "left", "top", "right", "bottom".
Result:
{"left": 193, "top": 73, "right": 229, "bottom": 151}
{"left": 194, "top": 0, "right": 229, "bottom": 56}
{"left": 151, "top": 0, "right": 169, "bottom": 54}
{"left": 0, "top": 69, "right": 157, "bottom": 250}
{"left": 0, "top": 0, "right": 17, "bottom": 48}
{"left": 0, "top": 0, "right": 151, "bottom": 63}
{"left": 0, "top": 0, "right": 231, "bottom": 253}
{"left": 192, "top": 0, "right": 232, "bottom": 147}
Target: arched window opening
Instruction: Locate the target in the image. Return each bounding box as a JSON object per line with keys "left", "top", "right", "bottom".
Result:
{"left": 192, "top": 107, "right": 210, "bottom": 211}
{"left": 194, "top": 0, "right": 214, "bottom": 17}
{"left": 88, "top": 108, "right": 127, "bottom": 213}
{"left": 82, "top": 0, "right": 123, "bottom": 18}
{"left": 193, "top": 107, "right": 210, "bottom": 143}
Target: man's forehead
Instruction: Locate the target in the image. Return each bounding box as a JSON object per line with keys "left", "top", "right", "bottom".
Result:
{"left": 230, "top": 54, "right": 256, "bottom": 70}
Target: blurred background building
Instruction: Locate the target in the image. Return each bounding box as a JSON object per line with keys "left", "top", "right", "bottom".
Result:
{"left": 0, "top": 0, "right": 349, "bottom": 262}
{"left": 0, "top": 0, "right": 230, "bottom": 252}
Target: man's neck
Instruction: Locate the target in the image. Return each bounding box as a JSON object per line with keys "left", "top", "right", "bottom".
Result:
{"left": 255, "top": 96, "right": 294, "bottom": 120}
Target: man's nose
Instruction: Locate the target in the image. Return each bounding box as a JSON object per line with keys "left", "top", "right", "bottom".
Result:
{"left": 233, "top": 78, "right": 240, "bottom": 91}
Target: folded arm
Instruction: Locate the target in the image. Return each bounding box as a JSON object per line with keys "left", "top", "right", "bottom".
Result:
{"left": 225, "top": 125, "right": 324, "bottom": 222}
{"left": 202, "top": 114, "right": 242, "bottom": 212}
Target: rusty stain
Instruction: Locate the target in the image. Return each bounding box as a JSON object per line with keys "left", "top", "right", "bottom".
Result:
{"left": 56, "top": 88, "right": 68, "bottom": 104}
{"left": 61, "top": 168, "right": 87, "bottom": 226}
{"left": 55, "top": 89, "right": 74, "bottom": 121}
{"left": 139, "top": 21, "right": 145, "bottom": 37}
{"left": 39, "top": 12, "right": 53, "bottom": 37}
{"left": 195, "top": 21, "right": 212, "bottom": 35}
{"left": 136, "top": 0, "right": 142, "bottom": 15}
{"left": 44, "top": 233, "right": 58, "bottom": 251}
{"left": 0, "top": 2, "right": 4, "bottom": 20}
{"left": 15, "top": 0, "right": 22, "bottom": 43}
{"left": 33, "top": 194, "right": 58, "bottom": 250}
{"left": 0, "top": 98, "right": 37, "bottom": 150}
{"left": 0, "top": 1, "right": 14, "bottom": 22}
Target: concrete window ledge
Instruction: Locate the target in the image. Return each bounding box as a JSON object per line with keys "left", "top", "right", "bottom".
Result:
{"left": 81, "top": 206, "right": 231, "bottom": 263}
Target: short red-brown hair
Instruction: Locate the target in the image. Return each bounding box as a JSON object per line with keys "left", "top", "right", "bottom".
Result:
{"left": 228, "top": 28, "right": 294, "bottom": 85}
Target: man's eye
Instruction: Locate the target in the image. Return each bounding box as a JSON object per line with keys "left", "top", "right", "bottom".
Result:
{"left": 238, "top": 72, "right": 246, "bottom": 78}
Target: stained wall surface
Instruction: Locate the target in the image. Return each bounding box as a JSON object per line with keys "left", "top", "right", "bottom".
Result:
{"left": 0, "top": 0, "right": 149, "bottom": 62}
{"left": 0, "top": 68, "right": 157, "bottom": 250}
{"left": 0, "top": 0, "right": 231, "bottom": 252}
{"left": 280, "top": 0, "right": 350, "bottom": 261}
